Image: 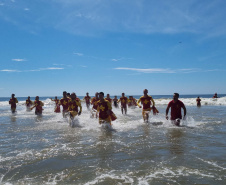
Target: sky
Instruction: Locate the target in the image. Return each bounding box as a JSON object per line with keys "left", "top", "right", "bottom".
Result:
{"left": 0, "top": 0, "right": 226, "bottom": 97}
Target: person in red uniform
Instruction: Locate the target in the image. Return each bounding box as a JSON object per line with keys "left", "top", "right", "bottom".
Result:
{"left": 51, "top": 96, "right": 61, "bottom": 113}
{"left": 59, "top": 91, "right": 70, "bottom": 118}
{"left": 91, "top": 92, "right": 99, "bottom": 117}
{"left": 132, "top": 96, "right": 137, "bottom": 107}
{"left": 166, "top": 93, "right": 187, "bottom": 126}
{"left": 128, "top": 96, "right": 133, "bottom": 107}
{"left": 113, "top": 96, "right": 118, "bottom": 108}
{"left": 9, "top": 94, "right": 18, "bottom": 113}
{"left": 137, "top": 89, "right": 157, "bottom": 122}
{"left": 83, "top": 92, "right": 91, "bottom": 109}
{"left": 31, "top": 96, "right": 44, "bottom": 115}
{"left": 118, "top": 93, "right": 128, "bottom": 114}
{"left": 105, "top": 94, "right": 112, "bottom": 105}
{"left": 68, "top": 92, "right": 82, "bottom": 119}
{"left": 25, "top": 96, "right": 33, "bottom": 111}
{"left": 97, "top": 92, "right": 117, "bottom": 125}
{"left": 212, "top": 93, "right": 218, "bottom": 98}
{"left": 196, "top": 96, "right": 201, "bottom": 107}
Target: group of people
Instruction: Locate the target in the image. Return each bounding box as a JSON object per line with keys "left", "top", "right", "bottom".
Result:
{"left": 8, "top": 89, "right": 191, "bottom": 126}
{"left": 195, "top": 92, "right": 219, "bottom": 107}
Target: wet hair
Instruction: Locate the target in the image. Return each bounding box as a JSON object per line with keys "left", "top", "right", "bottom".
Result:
{"left": 99, "top": 92, "right": 104, "bottom": 96}
{"left": 67, "top": 93, "right": 70, "bottom": 96}
{"left": 63, "top": 91, "right": 67, "bottom": 94}
{"left": 174, "top": 93, "right": 179, "bottom": 97}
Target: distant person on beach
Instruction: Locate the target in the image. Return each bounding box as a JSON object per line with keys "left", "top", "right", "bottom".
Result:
{"left": 105, "top": 94, "right": 112, "bottom": 105}
{"left": 25, "top": 96, "right": 33, "bottom": 111}
{"left": 113, "top": 96, "right": 118, "bottom": 108}
{"left": 31, "top": 96, "right": 44, "bottom": 115}
{"left": 137, "top": 89, "right": 158, "bottom": 122}
{"left": 51, "top": 96, "right": 60, "bottom": 113}
{"left": 83, "top": 92, "right": 91, "bottom": 109}
{"left": 59, "top": 91, "right": 70, "bottom": 118}
{"left": 213, "top": 93, "right": 218, "bottom": 98}
{"left": 118, "top": 93, "right": 128, "bottom": 114}
{"left": 68, "top": 92, "right": 82, "bottom": 120}
{"left": 91, "top": 92, "right": 99, "bottom": 117}
{"left": 166, "top": 93, "right": 187, "bottom": 126}
{"left": 97, "top": 92, "right": 117, "bottom": 125}
{"left": 9, "top": 94, "right": 18, "bottom": 113}
{"left": 196, "top": 96, "right": 201, "bottom": 107}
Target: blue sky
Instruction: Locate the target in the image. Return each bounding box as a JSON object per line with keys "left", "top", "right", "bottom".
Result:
{"left": 0, "top": 0, "right": 226, "bottom": 97}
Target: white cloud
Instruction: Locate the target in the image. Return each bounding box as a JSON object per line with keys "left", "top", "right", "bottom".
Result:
{"left": 0, "top": 69, "right": 20, "bottom": 72}
{"left": 40, "top": 67, "right": 64, "bottom": 70}
{"left": 24, "top": 8, "right": 30, "bottom": 11}
{"left": 73, "top": 52, "right": 84, "bottom": 56}
{"left": 114, "top": 67, "right": 205, "bottom": 74}
{"left": 12, "top": 58, "right": 26, "bottom": 62}
{"left": 115, "top": 67, "right": 175, "bottom": 73}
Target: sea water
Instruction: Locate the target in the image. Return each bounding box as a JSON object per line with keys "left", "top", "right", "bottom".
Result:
{"left": 0, "top": 95, "right": 226, "bottom": 184}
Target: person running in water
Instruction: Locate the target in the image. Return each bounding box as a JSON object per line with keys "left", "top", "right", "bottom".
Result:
{"left": 196, "top": 96, "right": 201, "bottom": 107}
{"left": 9, "top": 94, "right": 18, "bottom": 113}
{"left": 113, "top": 96, "right": 118, "bottom": 108}
{"left": 118, "top": 93, "right": 128, "bottom": 114}
{"left": 31, "top": 96, "right": 44, "bottom": 115}
{"left": 83, "top": 92, "right": 91, "bottom": 109}
{"left": 213, "top": 93, "right": 218, "bottom": 98}
{"left": 105, "top": 94, "right": 112, "bottom": 105}
{"left": 137, "top": 89, "right": 157, "bottom": 122}
{"left": 91, "top": 92, "right": 99, "bottom": 117}
{"left": 68, "top": 93, "right": 82, "bottom": 126}
{"left": 59, "top": 91, "right": 70, "bottom": 118}
{"left": 25, "top": 96, "right": 33, "bottom": 111}
{"left": 51, "top": 96, "right": 61, "bottom": 113}
{"left": 166, "top": 93, "right": 187, "bottom": 126}
{"left": 97, "top": 92, "right": 117, "bottom": 127}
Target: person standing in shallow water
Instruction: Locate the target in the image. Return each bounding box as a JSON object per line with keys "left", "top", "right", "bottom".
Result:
{"left": 68, "top": 92, "right": 82, "bottom": 119}
{"left": 213, "top": 93, "right": 218, "bottom": 98}
{"left": 118, "top": 93, "right": 128, "bottom": 114}
{"left": 9, "top": 94, "right": 18, "bottom": 113}
{"left": 31, "top": 96, "right": 44, "bottom": 115}
{"left": 196, "top": 96, "right": 201, "bottom": 107}
{"left": 59, "top": 91, "right": 70, "bottom": 118}
{"left": 97, "top": 92, "right": 117, "bottom": 125}
{"left": 113, "top": 96, "right": 118, "bottom": 108}
{"left": 83, "top": 92, "right": 91, "bottom": 109}
{"left": 166, "top": 93, "right": 187, "bottom": 126}
{"left": 25, "top": 96, "right": 33, "bottom": 111}
{"left": 137, "top": 89, "right": 157, "bottom": 122}
{"left": 51, "top": 96, "right": 61, "bottom": 113}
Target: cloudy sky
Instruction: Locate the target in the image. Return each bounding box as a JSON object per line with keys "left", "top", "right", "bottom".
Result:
{"left": 0, "top": 0, "right": 226, "bottom": 97}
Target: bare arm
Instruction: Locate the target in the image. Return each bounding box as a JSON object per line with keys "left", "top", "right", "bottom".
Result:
{"left": 166, "top": 106, "right": 170, "bottom": 120}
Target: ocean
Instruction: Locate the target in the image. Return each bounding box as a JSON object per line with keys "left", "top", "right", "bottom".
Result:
{"left": 0, "top": 94, "right": 226, "bottom": 184}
